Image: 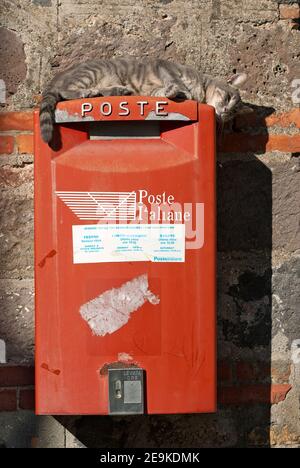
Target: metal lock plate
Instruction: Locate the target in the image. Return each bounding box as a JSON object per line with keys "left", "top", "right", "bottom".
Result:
{"left": 108, "top": 368, "right": 144, "bottom": 415}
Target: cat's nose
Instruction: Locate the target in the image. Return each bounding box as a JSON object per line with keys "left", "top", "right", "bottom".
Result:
{"left": 223, "top": 106, "right": 228, "bottom": 112}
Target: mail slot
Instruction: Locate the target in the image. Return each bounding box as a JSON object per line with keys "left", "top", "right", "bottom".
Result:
{"left": 34, "top": 96, "right": 216, "bottom": 415}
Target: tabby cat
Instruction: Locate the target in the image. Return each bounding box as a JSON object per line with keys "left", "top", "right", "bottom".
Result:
{"left": 40, "top": 58, "right": 252, "bottom": 143}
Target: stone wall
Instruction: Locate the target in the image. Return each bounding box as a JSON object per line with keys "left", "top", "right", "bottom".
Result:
{"left": 0, "top": 0, "right": 299, "bottom": 448}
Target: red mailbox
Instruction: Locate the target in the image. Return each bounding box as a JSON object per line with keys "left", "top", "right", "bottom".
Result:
{"left": 34, "top": 96, "right": 216, "bottom": 415}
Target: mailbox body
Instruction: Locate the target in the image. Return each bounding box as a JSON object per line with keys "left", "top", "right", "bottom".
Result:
{"left": 34, "top": 97, "right": 216, "bottom": 414}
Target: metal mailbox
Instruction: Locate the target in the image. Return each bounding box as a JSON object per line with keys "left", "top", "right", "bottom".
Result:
{"left": 34, "top": 96, "right": 216, "bottom": 414}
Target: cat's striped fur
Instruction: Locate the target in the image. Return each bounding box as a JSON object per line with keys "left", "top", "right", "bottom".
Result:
{"left": 40, "top": 58, "right": 252, "bottom": 143}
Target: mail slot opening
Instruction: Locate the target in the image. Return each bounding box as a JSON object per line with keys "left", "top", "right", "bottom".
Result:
{"left": 89, "top": 121, "right": 161, "bottom": 140}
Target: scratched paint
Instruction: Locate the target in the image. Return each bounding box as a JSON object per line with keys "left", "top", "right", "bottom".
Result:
{"left": 55, "top": 109, "right": 95, "bottom": 123}
{"left": 79, "top": 274, "right": 159, "bottom": 336}
{"left": 38, "top": 249, "right": 57, "bottom": 268}
{"left": 118, "top": 352, "right": 134, "bottom": 362}
{"left": 41, "top": 363, "right": 61, "bottom": 375}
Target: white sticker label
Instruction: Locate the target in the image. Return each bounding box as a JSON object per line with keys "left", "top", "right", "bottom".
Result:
{"left": 72, "top": 224, "right": 185, "bottom": 263}
{"left": 124, "top": 380, "right": 142, "bottom": 404}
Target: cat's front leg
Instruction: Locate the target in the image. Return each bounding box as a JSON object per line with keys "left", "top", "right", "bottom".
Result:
{"left": 151, "top": 84, "right": 192, "bottom": 100}
{"left": 88, "top": 85, "right": 134, "bottom": 97}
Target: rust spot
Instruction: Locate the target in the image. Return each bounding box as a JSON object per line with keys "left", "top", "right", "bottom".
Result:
{"left": 38, "top": 249, "right": 57, "bottom": 267}
{"left": 99, "top": 361, "right": 139, "bottom": 376}
{"left": 41, "top": 363, "right": 61, "bottom": 375}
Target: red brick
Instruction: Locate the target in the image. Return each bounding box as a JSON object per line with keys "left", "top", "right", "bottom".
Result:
{"left": 266, "top": 109, "right": 300, "bottom": 129}
{"left": 236, "top": 362, "right": 269, "bottom": 383}
{"left": 279, "top": 5, "right": 300, "bottom": 20}
{"left": 219, "top": 384, "right": 269, "bottom": 405}
{"left": 16, "top": 134, "right": 34, "bottom": 154}
{"left": 19, "top": 389, "right": 35, "bottom": 410}
{"left": 266, "top": 134, "right": 300, "bottom": 152}
{"left": 219, "top": 134, "right": 267, "bottom": 153}
{"left": 235, "top": 109, "right": 300, "bottom": 130}
{"left": 0, "top": 389, "right": 17, "bottom": 411}
{"left": 219, "top": 384, "right": 292, "bottom": 406}
{"left": 218, "top": 361, "right": 232, "bottom": 383}
{"left": 220, "top": 134, "right": 300, "bottom": 153}
{"left": 0, "top": 135, "right": 14, "bottom": 154}
{"left": 0, "top": 111, "right": 34, "bottom": 131}
{"left": 271, "top": 384, "right": 292, "bottom": 404}
{"left": 0, "top": 366, "right": 34, "bottom": 387}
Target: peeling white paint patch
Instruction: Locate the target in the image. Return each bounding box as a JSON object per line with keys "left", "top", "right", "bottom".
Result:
{"left": 80, "top": 274, "right": 159, "bottom": 336}
{"left": 0, "top": 339, "right": 6, "bottom": 363}
{"left": 55, "top": 109, "right": 95, "bottom": 123}
{"left": 118, "top": 352, "right": 134, "bottom": 362}
{"left": 146, "top": 111, "right": 190, "bottom": 121}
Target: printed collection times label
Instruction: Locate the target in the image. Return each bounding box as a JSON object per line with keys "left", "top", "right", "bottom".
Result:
{"left": 72, "top": 224, "right": 185, "bottom": 264}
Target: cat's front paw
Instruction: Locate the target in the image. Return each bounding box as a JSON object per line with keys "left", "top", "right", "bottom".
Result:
{"left": 163, "top": 84, "right": 181, "bottom": 99}
{"left": 164, "top": 85, "right": 191, "bottom": 100}
{"left": 113, "top": 86, "right": 134, "bottom": 96}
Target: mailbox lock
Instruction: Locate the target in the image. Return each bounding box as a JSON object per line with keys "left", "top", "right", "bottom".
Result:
{"left": 115, "top": 380, "right": 122, "bottom": 399}
{"left": 108, "top": 368, "right": 144, "bottom": 415}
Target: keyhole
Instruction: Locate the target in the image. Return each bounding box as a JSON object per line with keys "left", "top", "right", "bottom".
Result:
{"left": 115, "top": 380, "right": 122, "bottom": 399}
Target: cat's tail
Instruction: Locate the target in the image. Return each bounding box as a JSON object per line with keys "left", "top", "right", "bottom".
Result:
{"left": 39, "top": 90, "right": 60, "bottom": 143}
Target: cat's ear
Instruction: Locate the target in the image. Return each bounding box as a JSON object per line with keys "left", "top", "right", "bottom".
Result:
{"left": 227, "top": 73, "right": 248, "bottom": 88}
{"left": 237, "top": 103, "right": 254, "bottom": 114}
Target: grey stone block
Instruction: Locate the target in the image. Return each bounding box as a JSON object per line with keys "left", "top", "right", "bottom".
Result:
{"left": 0, "top": 411, "right": 36, "bottom": 448}
{"left": 0, "top": 412, "right": 65, "bottom": 448}
{"left": 0, "top": 279, "right": 34, "bottom": 363}
{"left": 0, "top": 165, "right": 34, "bottom": 279}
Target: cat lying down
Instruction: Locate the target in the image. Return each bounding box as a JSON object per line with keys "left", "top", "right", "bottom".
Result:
{"left": 39, "top": 58, "right": 253, "bottom": 143}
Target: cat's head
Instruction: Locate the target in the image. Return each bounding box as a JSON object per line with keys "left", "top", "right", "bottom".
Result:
{"left": 205, "top": 73, "right": 253, "bottom": 121}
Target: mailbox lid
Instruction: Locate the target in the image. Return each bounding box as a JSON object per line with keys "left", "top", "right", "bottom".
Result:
{"left": 55, "top": 96, "right": 198, "bottom": 123}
